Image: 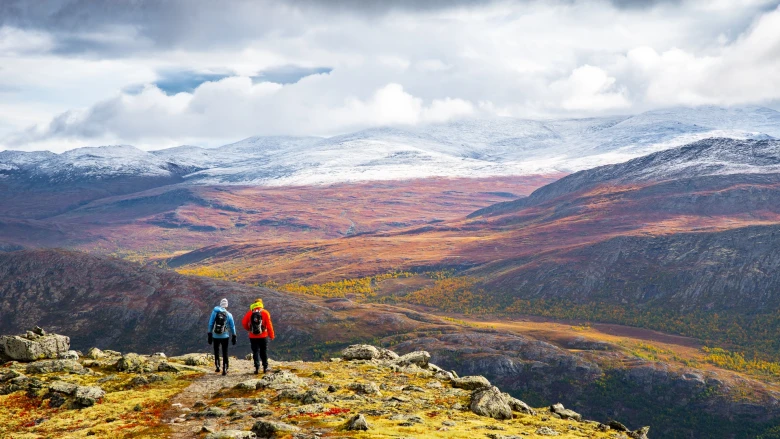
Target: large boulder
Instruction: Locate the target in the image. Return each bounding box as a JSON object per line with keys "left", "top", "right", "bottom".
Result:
{"left": 452, "top": 375, "right": 491, "bottom": 390}
{"left": 48, "top": 381, "right": 79, "bottom": 395}
{"left": 505, "top": 394, "right": 536, "bottom": 415}
{"left": 0, "top": 331, "right": 70, "bottom": 362}
{"left": 394, "top": 351, "right": 430, "bottom": 367}
{"left": 341, "top": 345, "right": 380, "bottom": 360}
{"left": 85, "top": 347, "right": 105, "bottom": 360}
{"left": 550, "top": 403, "right": 582, "bottom": 421}
{"left": 470, "top": 386, "right": 513, "bottom": 420}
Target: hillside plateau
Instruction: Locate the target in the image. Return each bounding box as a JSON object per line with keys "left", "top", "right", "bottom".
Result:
{"left": 2, "top": 249, "right": 780, "bottom": 438}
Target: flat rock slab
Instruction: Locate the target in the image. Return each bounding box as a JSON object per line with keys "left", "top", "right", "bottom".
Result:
{"left": 0, "top": 333, "right": 70, "bottom": 362}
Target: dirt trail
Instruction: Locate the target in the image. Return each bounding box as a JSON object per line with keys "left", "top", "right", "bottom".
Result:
{"left": 164, "top": 358, "right": 261, "bottom": 438}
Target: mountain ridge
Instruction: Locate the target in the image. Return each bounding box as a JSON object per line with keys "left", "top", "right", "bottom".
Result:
{"left": 2, "top": 106, "right": 778, "bottom": 187}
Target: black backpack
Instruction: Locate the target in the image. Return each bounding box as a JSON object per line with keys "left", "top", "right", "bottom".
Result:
{"left": 250, "top": 309, "right": 265, "bottom": 335}
{"left": 213, "top": 311, "right": 228, "bottom": 335}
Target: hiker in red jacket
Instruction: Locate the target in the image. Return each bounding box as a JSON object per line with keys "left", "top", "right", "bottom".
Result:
{"left": 241, "top": 298, "right": 275, "bottom": 374}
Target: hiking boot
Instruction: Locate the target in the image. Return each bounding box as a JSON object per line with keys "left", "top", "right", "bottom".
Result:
{"left": 215, "top": 366, "right": 220, "bottom": 373}
{"left": 222, "top": 369, "right": 227, "bottom": 376}
{"left": 254, "top": 367, "right": 259, "bottom": 375}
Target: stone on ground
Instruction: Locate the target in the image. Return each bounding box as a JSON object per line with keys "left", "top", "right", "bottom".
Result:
{"left": 251, "top": 419, "right": 300, "bottom": 438}
{"left": 0, "top": 331, "right": 70, "bottom": 361}
{"left": 505, "top": 393, "right": 536, "bottom": 415}
{"left": 550, "top": 403, "right": 582, "bottom": 421}
{"left": 628, "top": 426, "right": 651, "bottom": 439}
{"left": 26, "top": 359, "right": 84, "bottom": 374}
{"left": 394, "top": 350, "right": 430, "bottom": 367}
{"left": 470, "top": 386, "right": 513, "bottom": 420}
{"left": 452, "top": 375, "right": 491, "bottom": 390}
{"left": 205, "top": 430, "right": 257, "bottom": 439}
{"left": 115, "top": 353, "right": 149, "bottom": 372}
{"left": 74, "top": 386, "right": 105, "bottom": 407}
{"left": 346, "top": 413, "right": 370, "bottom": 431}
{"left": 536, "top": 426, "right": 560, "bottom": 436}
{"left": 48, "top": 380, "right": 78, "bottom": 395}
{"left": 341, "top": 344, "right": 380, "bottom": 360}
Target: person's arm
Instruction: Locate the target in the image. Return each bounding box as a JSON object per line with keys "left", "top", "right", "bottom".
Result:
{"left": 229, "top": 313, "right": 237, "bottom": 336}
{"left": 264, "top": 310, "right": 275, "bottom": 340}
{"left": 207, "top": 309, "right": 215, "bottom": 344}
{"left": 207, "top": 309, "right": 216, "bottom": 332}
{"left": 241, "top": 311, "right": 251, "bottom": 331}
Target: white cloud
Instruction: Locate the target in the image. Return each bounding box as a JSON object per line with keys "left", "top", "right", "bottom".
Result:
{"left": 550, "top": 65, "right": 630, "bottom": 111}
{"left": 1, "top": 1, "right": 780, "bottom": 151}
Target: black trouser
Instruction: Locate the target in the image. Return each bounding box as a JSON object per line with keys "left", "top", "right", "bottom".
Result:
{"left": 213, "top": 338, "right": 229, "bottom": 370}
{"left": 250, "top": 337, "right": 268, "bottom": 370}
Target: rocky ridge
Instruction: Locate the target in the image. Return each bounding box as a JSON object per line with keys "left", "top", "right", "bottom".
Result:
{"left": 0, "top": 331, "right": 650, "bottom": 438}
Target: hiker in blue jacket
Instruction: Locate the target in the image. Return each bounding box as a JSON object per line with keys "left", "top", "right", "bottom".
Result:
{"left": 207, "top": 298, "right": 237, "bottom": 375}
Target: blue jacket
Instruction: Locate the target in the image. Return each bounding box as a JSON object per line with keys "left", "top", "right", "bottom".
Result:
{"left": 208, "top": 306, "right": 237, "bottom": 339}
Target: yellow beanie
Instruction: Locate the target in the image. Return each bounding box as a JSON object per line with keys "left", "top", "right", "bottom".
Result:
{"left": 250, "top": 299, "right": 264, "bottom": 310}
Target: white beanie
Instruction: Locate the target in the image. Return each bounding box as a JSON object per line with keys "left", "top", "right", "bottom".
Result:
{"left": 219, "top": 298, "right": 228, "bottom": 308}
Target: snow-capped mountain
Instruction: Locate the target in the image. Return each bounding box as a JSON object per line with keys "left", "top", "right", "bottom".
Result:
{"left": 2, "top": 106, "right": 779, "bottom": 186}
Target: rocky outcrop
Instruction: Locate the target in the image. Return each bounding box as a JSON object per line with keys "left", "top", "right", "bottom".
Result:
{"left": 452, "top": 375, "right": 492, "bottom": 390}
{"left": 470, "top": 386, "right": 513, "bottom": 420}
{"left": 0, "top": 328, "right": 70, "bottom": 362}
{"left": 550, "top": 403, "right": 582, "bottom": 421}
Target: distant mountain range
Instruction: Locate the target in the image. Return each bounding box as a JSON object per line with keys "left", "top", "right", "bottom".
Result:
{"left": 2, "top": 105, "right": 779, "bottom": 187}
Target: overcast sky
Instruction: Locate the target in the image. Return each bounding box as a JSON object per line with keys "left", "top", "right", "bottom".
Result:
{"left": 1, "top": 0, "right": 779, "bottom": 152}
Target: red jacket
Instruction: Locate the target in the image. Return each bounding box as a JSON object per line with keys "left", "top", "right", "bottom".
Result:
{"left": 242, "top": 308, "right": 275, "bottom": 339}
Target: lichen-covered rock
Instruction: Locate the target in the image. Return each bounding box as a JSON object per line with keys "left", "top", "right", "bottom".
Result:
{"left": 470, "top": 386, "right": 512, "bottom": 420}
{"left": 300, "top": 389, "right": 333, "bottom": 404}
{"left": 628, "top": 426, "right": 651, "bottom": 439}
{"left": 609, "top": 420, "right": 629, "bottom": 431}
{"left": 129, "top": 376, "right": 150, "bottom": 387}
{"left": 550, "top": 403, "right": 582, "bottom": 421}
{"left": 48, "top": 380, "right": 78, "bottom": 395}
{"left": 58, "top": 350, "right": 79, "bottom": 360}
{"left": 348, "top": 381, "right": 381, "bottom": 395}
{"left": 181, "top": 353, "right": 209, "bottom": 366}
{"left": 341, "top": 344, "right": 380, "bottom": 360}
{"left": 0, "top": 332, "right": 70, "bottom": 362}
{"left": 346, "top": 413, "right": 370, "bottom": 431}
{"left": 26, "top": 359, "right": 84, "bottom": 374}
{"left": 378, "top": 348, "right": 399, "bottom": 360}
{"left": 235, "top": 379, "right": 264, "bottom": 391}
{"left": 157, "top": 361, "right": 182, "bottom": 372}
{"left": 115, "top": 353, "right": 148, "bottom": 372}
{"left": 394, "top": 351, "right": 430, "bottom": 367}
{"left": 85, "top": 347, "right": 105, "bottom": 360}
{"left": 536, "top": 426, "right": 560, "bottom": 436}
{"left": 452, "top": 375, "right": 491, "bottom": 390}
{"left": 505, "top": 394, "right": 536, "bottom": 415}
{"left": 74, "top": 385, "right": 105, "bottom": 407}
{"left": 257, "top": 370, "right": 303, "bottom": 389}
{"left": 0, "top": 369, "right": 23, "bottom": 382}
{"left": 251, "top": 419, "right": 300, "bottom": 438}
{"left": 205, "top": 430, "right": 257, "bottom": 439}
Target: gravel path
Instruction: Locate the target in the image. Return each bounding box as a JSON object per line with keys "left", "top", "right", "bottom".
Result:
{"left": 165, "top": 357, "right": 264, "bottom": 438}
